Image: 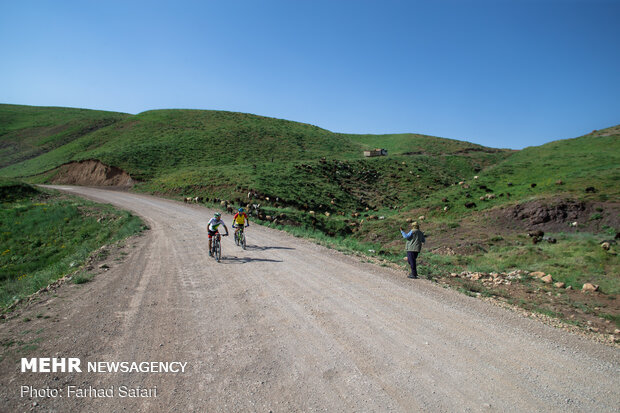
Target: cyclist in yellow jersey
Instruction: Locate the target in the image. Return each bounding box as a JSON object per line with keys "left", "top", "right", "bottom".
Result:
{"left": 232, "top": 208, "right": 249, "bottom": 237}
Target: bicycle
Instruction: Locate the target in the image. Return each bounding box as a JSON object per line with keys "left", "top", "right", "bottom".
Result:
{"left": 233, "top": 225, "right": 247, "bottom": 250}
{"left": 211, "top": 233, "right": 227, "bottom": 262}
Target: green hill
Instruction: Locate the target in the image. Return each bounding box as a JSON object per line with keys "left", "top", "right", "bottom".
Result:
{"left": 484, "top": 127, "right": 620, "bottom": 201}
{"left": 0, "top": 104, "right": 129, "bottom": 169}
{"left": 0, "top": 106, "right": 508, "bottom": 205}
{"left": 415, "top": 126, "right": 620, "bottom": 216}
{"left": 0, "top": 107, "right": 501, "bottom": 181}
{"left": 0, "top": 109, "right": 361, "bottom": 180}
{"left": 346, "top": 132, "right": 507, "bottom": 156}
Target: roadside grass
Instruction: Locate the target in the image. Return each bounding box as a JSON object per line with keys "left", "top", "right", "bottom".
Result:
{"left": 71, "top": 272, "right": 94, "bottom": 284}
{"left": 463, "top": 232, "right": 619, "bottom": 294}
{"left": 0, "top": 183, "right": 145, "bottom": 309}
{"left": 0, "top": 178, "right": 40, "bottom": 202}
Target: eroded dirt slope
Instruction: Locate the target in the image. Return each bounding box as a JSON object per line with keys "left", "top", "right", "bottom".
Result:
{"left": 49, "top": 160, "right": 133, "bottom": 186}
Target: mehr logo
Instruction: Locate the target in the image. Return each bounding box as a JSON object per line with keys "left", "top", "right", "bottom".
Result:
{"left": 21, "top": 358, "right": 82, "bottom": 373}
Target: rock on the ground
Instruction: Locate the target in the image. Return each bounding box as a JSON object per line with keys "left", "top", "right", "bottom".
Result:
{"left": 541, "top": 275, "right": 553, "bottom": 284}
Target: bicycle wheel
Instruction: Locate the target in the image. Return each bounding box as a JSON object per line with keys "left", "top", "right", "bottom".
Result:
{"left": 241, "top": 232, "right": 246, "bottom": 250}
{"left": 215, "top": 239, "right": 221, "bottom": 262}
{"left": 234, "top": 231, "right": 239, "bottom": 246}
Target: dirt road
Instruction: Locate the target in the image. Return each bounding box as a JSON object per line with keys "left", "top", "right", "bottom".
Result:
{"left": 1, "top": 186, "right": 618, "bottom": 412}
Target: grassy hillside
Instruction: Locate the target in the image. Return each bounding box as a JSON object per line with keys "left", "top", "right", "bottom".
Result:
{"left": 0, "top": 180, "right": 145, "bottom": 308}
{"left": 1, "top": 109, "right": 366, "bottom": 180}
{"left": 481, "top": 128, "right": 620, "bottom": 202}
{"left": 393, "top": 126, "right": 620, "bottom": 219}
{"left": 0, "top": 107, "right": 509, "bottom": 181}
{"left": 0, "top": 104, "right": 129, "bottom": 169}
{"left": 141, "top": 151, "right": 509, "bottom": 213}
{"left": 346, "top": 132, "right": 507, "bottom": 156}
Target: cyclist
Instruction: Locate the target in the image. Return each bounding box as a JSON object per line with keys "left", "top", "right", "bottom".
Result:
{"left": 207, "top": 212, "right": 229, "bottom": 256}
{"left": 232, "top": 207, "right": 249, "bottom": 239}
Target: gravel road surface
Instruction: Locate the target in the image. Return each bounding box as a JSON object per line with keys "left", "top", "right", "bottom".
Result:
{"left": 1, "top": 186, "right": 618, "bottom": 412}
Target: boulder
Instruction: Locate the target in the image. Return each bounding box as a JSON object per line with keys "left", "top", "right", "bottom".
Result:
{"left": 582, "top": 283, "right": 599, "bottom": 292}
{"left": 541, "top": 275, "right": 553, "bottom": 284}
{"left": 530, "top": 271, "right": 546, "bottom": 278}
{"left": 554, "top": 282, "right": 566, "bottom": 288}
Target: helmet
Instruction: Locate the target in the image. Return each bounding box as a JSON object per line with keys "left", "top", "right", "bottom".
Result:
{"left": 238, "top": 208, "right": 244, "bottom": 212}
{"left": 214, "top": 212, "right": 221, "bottom": 218}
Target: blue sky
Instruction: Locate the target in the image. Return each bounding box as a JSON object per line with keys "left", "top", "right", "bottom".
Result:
{"left": 1, "top": 0, "right": 619, "bottom": 149}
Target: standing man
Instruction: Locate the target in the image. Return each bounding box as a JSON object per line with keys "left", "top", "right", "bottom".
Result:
{"left": 400, "top": 221, "right": 425, "bottom": 279}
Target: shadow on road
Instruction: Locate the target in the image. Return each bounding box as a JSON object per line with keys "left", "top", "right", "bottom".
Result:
{"left": 245, "top": 245, "right": 295, "bottom": 251}
{"left": 221, "top": 256, "right": 284, "bottom": 264}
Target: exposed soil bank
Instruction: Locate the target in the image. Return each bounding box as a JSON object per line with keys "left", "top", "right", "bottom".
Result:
{"left": 50, "top": 160, "right": 133, "bottom": 186}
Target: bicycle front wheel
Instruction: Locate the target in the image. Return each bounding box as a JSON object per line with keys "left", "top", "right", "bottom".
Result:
{"left": 241, "top": 233, "right": 246, "bottom": 250}
{"left": 215, "top": 240, "right": 222, "bottom": 262}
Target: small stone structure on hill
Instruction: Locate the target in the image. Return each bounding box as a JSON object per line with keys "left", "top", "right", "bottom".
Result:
{"left": 364, "top": 148, "right": 388, "bottom": 157}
